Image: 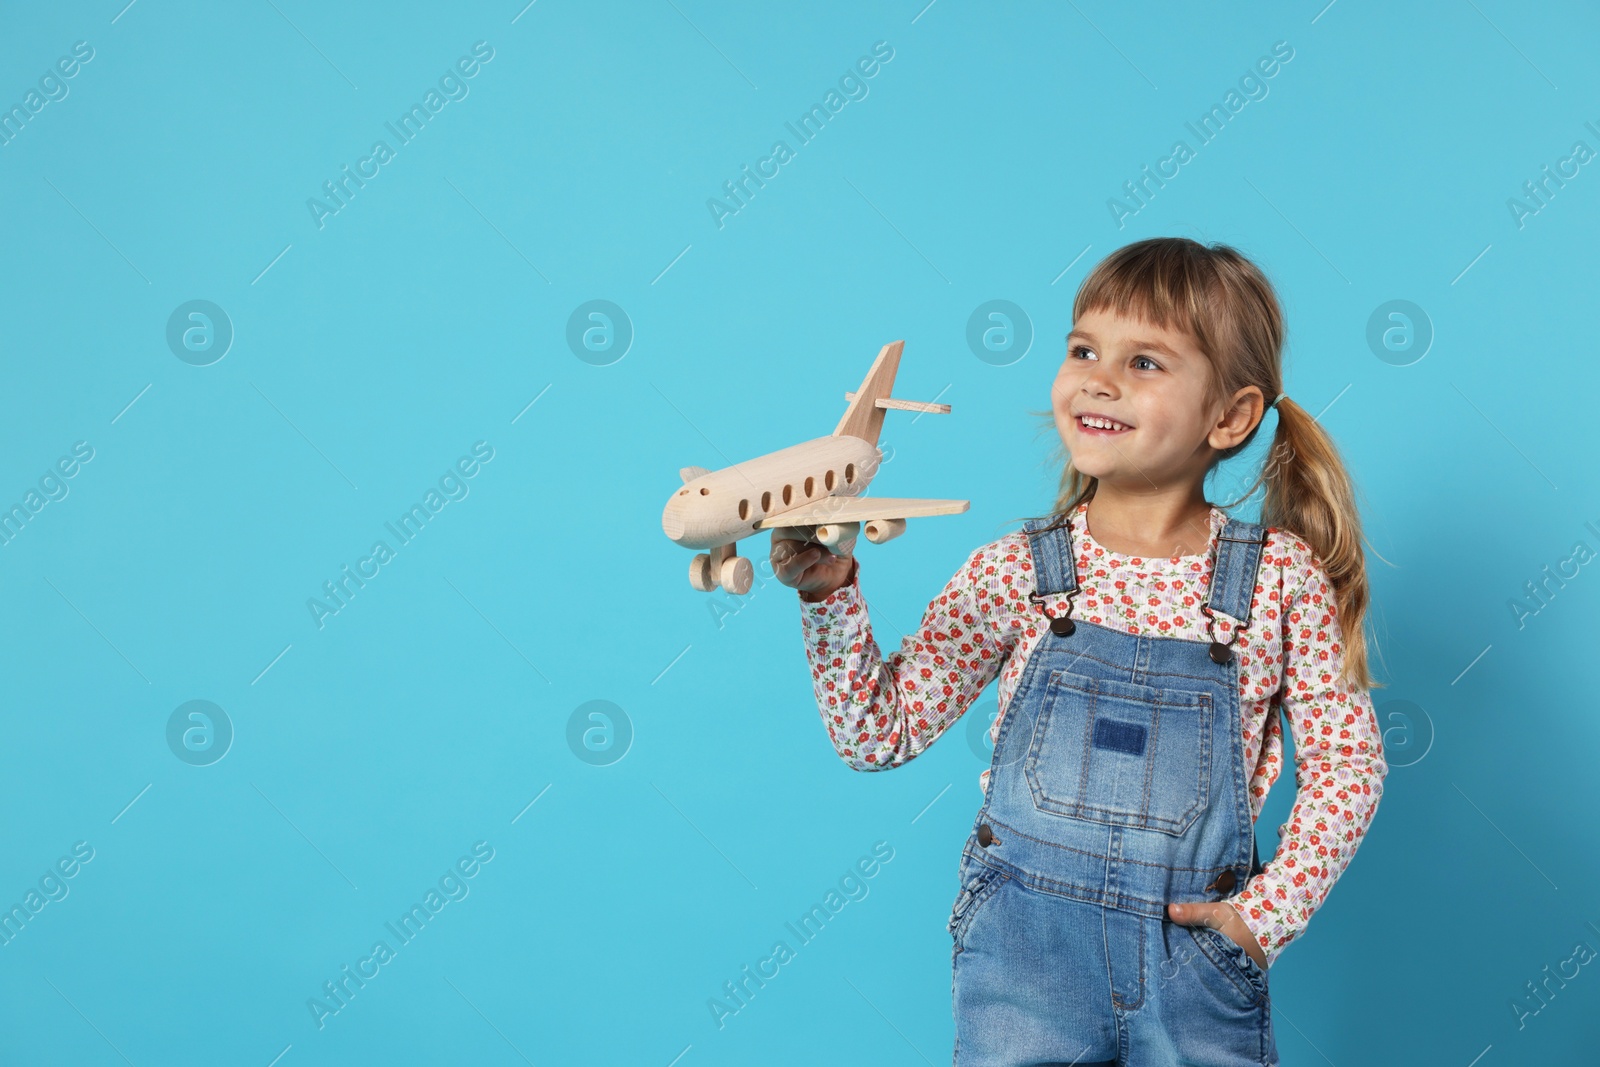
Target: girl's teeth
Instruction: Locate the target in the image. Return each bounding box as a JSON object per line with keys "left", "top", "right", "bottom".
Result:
{"left": 1080, "top": 416, "right": 1127, "bottom": 430}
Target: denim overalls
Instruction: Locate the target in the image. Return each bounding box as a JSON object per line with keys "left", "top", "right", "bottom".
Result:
{"left": 949, "top": 512, "right": 1277, "bottom": 1066}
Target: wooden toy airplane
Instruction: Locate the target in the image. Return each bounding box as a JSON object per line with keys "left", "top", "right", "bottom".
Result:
{"left": 661, "top": 340, "right": 969, "bottom": 595}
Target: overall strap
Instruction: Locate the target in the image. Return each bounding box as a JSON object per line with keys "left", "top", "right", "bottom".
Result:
{"left": 1023, "top": 516, "right": 1078, "bottom": 596}
{"left": 1204, "top": 517, "right": 1269, "bottom": 626}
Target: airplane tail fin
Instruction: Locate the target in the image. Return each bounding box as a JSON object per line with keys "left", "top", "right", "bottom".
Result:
{"left": 833, "top": 340, "right": 950, "bottom": 446}
{"left": 833, "top": 341, "right": 904, "bottom": 446}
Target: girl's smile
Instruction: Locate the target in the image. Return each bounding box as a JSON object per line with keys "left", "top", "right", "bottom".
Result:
{"left": 1073, "top": 411, "right": 1135, "bottom": 434}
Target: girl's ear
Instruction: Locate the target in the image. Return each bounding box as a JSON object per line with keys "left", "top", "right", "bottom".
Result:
{"left": 1208, "top": 386, "right": 1267, "bottom": 453}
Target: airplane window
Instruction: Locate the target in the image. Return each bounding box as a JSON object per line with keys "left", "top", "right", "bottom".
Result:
{"left": 845, "top": 463, "right": 855, "bottom": 484}
{"left": 825, "top": 470, "right": 836, "bottom": 490}
{"left": 738, "top": 499, "right": 749, "bottom": 519}
{"left": 782, "top": 484, "right": 792, "bottom": 505}
{"left": 804, "top": 476, "right": 814, "bottom": 496}
{"left": 760, "top": 491, "right": 771, "bottom": 512}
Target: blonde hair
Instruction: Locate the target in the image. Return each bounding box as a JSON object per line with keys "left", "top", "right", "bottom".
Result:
{"left": 1035, "top": 236, "right": 1378, "bottom": 689}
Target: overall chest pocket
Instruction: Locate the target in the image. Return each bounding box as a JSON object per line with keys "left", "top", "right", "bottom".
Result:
{"left": 1025, "top": 669, "right": 1213, "bottom": 836}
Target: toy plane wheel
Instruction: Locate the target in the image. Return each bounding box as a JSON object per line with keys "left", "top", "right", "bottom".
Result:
{"left": 689, "top": 553, "right": 716, "bottom": 592}
{"left": 719, "top": 556, "right": 753, "bottom": 595}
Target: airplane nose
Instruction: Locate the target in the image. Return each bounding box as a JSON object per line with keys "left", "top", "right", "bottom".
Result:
{"left": 662, "top": 493, "right": 688, "bottom": 542}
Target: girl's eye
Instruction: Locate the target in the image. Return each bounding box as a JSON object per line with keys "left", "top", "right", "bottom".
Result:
{"left": 1068, "top": 344, "right": 1160, "bottom": 370}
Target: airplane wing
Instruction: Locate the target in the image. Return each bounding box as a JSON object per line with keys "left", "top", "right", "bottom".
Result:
{"left": 753, "top": 496, "right": 969, "bottom": 529}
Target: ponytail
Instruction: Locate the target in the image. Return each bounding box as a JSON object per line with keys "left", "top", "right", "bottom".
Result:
{"left": 1257, "top": 396, "right": 1378, "bottom": 690}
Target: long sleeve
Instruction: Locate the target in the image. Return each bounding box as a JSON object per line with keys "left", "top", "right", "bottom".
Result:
{"left": 799, "top": 547, "right": 1008, "bottom": 771}
{"left": 1225, "top": 557, "right": 1388, "bottom": 967}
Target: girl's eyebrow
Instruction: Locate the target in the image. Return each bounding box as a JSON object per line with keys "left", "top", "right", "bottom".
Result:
{"left": 1066, "top": 330, "right": 1185, "bottom": 360}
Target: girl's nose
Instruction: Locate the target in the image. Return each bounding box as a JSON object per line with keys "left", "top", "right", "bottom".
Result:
{"left": 1078, "top": 364, "right": 1119, "bottom": 398}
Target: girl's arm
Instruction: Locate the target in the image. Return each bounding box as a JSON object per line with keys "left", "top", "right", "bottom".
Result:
{"left": 1226, "top": 552, "right": 1389, "bottom": 967}
{"left": 797, "top": 544, "right": 1010, "bottom": 771}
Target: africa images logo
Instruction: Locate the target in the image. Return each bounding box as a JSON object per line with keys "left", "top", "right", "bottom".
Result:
{"left": 306, "top": 841, "right": 495, "bottom": 1029}
{"left": 306, "top": 41, "right": 495, "bottom": 230}
{"left": 707, "top": 841, "right": 895, "bottom": 1029}
{"left": 705, "top": 40, "right": 895, "bottom": 229}
{"left": 306, "top": 441, "right": 494, "bottom": 629}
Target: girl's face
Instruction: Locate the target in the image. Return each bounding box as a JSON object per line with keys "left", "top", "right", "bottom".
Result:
{"left": 1051, "top": 308, "right": 1231, "bottom": 491}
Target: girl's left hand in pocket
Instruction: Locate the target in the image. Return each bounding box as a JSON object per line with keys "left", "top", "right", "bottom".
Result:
{"left": 1167, "top": 901, "right": 1269, "bottom": 971}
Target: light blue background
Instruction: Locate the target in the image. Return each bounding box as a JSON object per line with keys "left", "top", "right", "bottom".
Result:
{"left": 1, "top": 1, "right": 1596, "bottom": 1063}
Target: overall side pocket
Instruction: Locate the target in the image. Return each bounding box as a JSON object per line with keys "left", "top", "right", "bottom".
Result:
{"left": 948, "top": 863, "right": 1008, "bottom": 953}
{"left": 1187, "top": 923, "right": 1270, "bottom": 1004}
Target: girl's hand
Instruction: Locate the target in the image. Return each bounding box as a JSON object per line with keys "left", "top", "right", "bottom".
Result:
{"left": 1167, "top": 901, "right": 1269, "bottom": 972}
{"left": 771, "top": 530, "right": 856, "bottom": 602}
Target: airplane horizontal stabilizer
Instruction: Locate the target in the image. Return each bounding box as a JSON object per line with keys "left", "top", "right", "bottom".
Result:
{"left": 842, "top": 392, "right": 950, "bottom": 414}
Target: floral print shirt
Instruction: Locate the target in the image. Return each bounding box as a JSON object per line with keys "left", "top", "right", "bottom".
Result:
{"left": 797, "top": 501, "right": 1386, "bottom": 967}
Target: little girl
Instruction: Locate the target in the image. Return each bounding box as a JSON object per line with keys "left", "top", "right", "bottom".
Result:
{"left": 772, "top": 237, "right": 1387, "bottom": 1066}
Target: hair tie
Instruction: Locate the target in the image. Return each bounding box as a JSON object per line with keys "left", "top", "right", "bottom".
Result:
{"left": 1271, "top": 394, "right": 1287, "bottom": 409}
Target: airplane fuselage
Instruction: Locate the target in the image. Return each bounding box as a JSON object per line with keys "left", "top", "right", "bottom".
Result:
{"left": 661, "top": 434, "right": 881, "bottom": 549}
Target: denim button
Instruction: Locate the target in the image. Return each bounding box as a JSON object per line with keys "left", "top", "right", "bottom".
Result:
{"left": 977, "top": 823, "right": 997, "bottom": 847}
{"left": 1208, "top": 868, "right": 1236, "bottom": 893}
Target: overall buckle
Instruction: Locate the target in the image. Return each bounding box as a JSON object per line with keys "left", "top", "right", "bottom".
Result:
{"left": 1028, "top": 590, "right": 1076, "bottom": 636}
